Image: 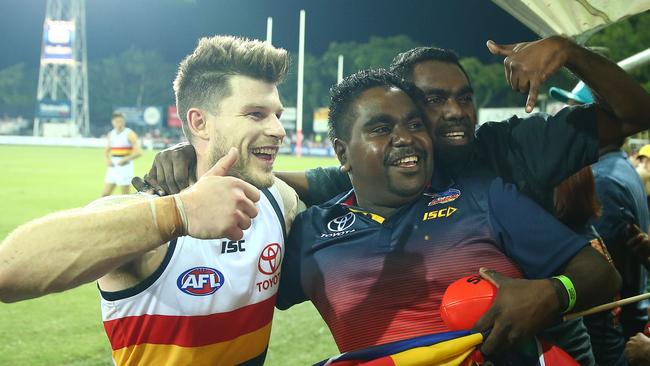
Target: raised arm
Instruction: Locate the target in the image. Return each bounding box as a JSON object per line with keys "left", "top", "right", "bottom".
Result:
{"left": 487, "top": 36, "right": 650, "bottom": 145}
{"left": 0, "top": 148, "right": 260, "bottom": 303}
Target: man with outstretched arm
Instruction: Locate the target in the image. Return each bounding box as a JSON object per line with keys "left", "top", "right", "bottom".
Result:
{"left": 0, "top": 36, "right": 301, "bottom": 366}
{"left": 276, "top": 69, "right": 620, "bottom": 363}
{"left": 292, "top": 36, "right": 650, "bottom": 210}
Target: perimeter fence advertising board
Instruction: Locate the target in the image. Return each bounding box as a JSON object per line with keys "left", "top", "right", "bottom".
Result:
{"left": 37, "top": 100, "right": 72, "bottom": 120}
{"left": 114, "top": 106, "right": 163, "bottom": 127}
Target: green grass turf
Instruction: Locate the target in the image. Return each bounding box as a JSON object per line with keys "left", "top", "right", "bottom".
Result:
{"left": 0, "top": 145, "right": 339, "bottom": 366}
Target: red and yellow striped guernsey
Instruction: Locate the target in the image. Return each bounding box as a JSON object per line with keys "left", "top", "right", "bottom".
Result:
{"left": 100, "top": 187, "right": 286, "bottom": 366}
{"left": 109, "top": 128, "right": 134, "bottom": 157}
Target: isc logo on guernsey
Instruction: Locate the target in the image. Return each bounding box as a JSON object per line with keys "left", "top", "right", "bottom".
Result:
{"left": 177, "top": 267, "right": 225, "bottom": 296}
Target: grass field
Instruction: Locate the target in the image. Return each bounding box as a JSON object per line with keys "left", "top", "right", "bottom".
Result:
{"left": 0, "top": 145, "right": 339, "bottom": 366}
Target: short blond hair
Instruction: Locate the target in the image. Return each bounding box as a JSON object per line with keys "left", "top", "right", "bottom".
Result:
{"left": 173, "top": 35, "right": 289, "bottom": 141}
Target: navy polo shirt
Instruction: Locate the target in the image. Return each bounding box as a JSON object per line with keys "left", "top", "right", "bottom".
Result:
{"left": 278, "top": 174, "right": 588, "bottom": 353}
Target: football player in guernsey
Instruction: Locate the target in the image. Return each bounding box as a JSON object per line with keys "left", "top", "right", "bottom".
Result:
{"left": 276, "top": 69, "right": 620, "bottom": 362}
{"left": 102, "top": 112, "right": 142, "bottom": 196}
{"left": 0, "top": 35, "right": 302, "bottom": 366}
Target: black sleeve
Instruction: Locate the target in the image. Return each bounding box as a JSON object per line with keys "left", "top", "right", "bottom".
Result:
{"left": 475, "top": 104, "right": 599, "bottom": 208}
{"left": 304, "top": 166, "right": 352, "bottom": 206}
{"left": 276, "top": 213, "right": 309, "bottom": 310}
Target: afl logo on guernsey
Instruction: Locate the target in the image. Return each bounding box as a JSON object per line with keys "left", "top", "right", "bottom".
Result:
{"left": 258, "top": 243, "right": 282, "bottom": 275}
{"left": 426, "top": 188, "right": 461, "bottom": 206}
{"left": 177, "top": 267, "right": 224, "bottom": 296}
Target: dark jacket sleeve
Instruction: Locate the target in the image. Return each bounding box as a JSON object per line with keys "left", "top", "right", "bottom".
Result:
{"left": 304, "top": 166, "right": 352, "bottom": 206}
{"left": 276, "top": 213, "right": 309, "bottom": 310}
{"left": 475, "top": 104, "right": 599, "bottom": 210}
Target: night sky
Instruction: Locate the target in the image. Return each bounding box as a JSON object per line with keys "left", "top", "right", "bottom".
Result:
{"left": 0, "top": 0, "right": 538, "bottom": 69}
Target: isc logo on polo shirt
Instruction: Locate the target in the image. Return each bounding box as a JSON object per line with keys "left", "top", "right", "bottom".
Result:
{"left": 422, "top": 206, "right": 458, "bottom": 221}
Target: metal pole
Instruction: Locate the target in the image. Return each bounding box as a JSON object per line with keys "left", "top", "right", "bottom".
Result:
{"left": 266, "top": 17, "right": 272, "bottom": 44}
{"left": 296, "top": 10, "right": 305, "bottom": 157}
{"left": 337, "top": 54, "right": 344, "bottom": 84}
{"left": 618, "top": 48, "right": 650, "bottom": 71}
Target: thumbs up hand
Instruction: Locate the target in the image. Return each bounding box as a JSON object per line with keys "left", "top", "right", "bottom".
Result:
{"left": 487, "top": 36, "right": 573, "bottom": 113}
{"left": 178, "top": 148, "right": 260, "bottom": 240}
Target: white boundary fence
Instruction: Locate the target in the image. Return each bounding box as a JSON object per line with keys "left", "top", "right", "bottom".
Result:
{"left": 0, "top": 135, "right": 105, "bottom": 148}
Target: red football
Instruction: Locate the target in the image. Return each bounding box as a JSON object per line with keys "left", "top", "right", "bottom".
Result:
{"left": 440, "top": 275, "right": 497, "bottom": 331}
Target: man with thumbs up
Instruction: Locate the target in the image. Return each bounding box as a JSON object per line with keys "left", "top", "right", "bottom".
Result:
{"left": 0, "top": 35, "right": 301, "bottom": 366}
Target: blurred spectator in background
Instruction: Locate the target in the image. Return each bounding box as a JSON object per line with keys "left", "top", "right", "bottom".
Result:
{"left": 552, "top": 81, "right": 650, "bottom": 365}
{"left": 554, "top": 166, "right": 627, "bottom": 365}
{"left": 635, "top": 144, "right": 650, "bottom": 205}
{"left": 102, "top": 112, "right": 141, "bottom": 196}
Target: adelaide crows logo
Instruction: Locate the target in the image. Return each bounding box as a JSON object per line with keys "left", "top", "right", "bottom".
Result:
{"left": 426, "top": 188, "right": 461, "bottom": 206}
{"left": 177, "top": 267, "right": 224, "bottom": 296}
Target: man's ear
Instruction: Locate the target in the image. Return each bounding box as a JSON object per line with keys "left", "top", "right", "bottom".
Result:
{"left": 333, "top": 138, "right": 350, "bottom": 173}
{"left": 187, "top": 108, "right": 210, "bottom": 140}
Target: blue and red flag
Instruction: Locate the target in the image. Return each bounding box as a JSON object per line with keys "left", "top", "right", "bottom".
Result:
{"left": 314, "top": 330, "right": 578, "bottom": 366}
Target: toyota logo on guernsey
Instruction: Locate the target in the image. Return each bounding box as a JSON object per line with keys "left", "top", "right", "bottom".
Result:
{"left": 328, "top": 212, "right": 355, "bottom": 231}
{"left": 322, "top": 212, "right": 356, "bottom": 238}
{"left": 256, "top": 243, "right": 283, "bottom": 292}
{"left": 258, "top": 243, "right": 282, "bottom": 275}
{"left": 177, "top": 267, "right": 224, "bottom": 296}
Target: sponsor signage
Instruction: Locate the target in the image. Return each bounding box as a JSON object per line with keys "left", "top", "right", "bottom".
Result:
{"left": 313, "top": 107, "right": 329, "bottom": 133}
{"left": 37, "top": 99, "right": 72, "bottom": 120}
{"left": 167, "top": 106, "right": 182, "bottom": 128}
{"left": 280, "top": 107, "right": 296, "bottom": 131}
{"left": 42, "top": 20, "right": 75, "bottom": 64}
{"left": 258, "top": 243, "right": 282, "bottom": 275}
{"left": 114, "top": 106, "right": 163, "bottom": 127}
{"left": 321, "top": 212, "right": 356, "bottom": 238}
{"left": 256, "top": 243, "right": 283, "bottom": 292}
{"left": 422, "top": 206, "right": 458, "bottom": 221}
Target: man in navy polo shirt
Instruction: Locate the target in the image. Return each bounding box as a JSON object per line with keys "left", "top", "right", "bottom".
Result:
{"left": 276, "top": 69, "right": 620, "bottom": 361}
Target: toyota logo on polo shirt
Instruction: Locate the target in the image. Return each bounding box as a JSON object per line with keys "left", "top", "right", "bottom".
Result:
{"left": 327, "top": 212, "right": 356, "bottom": 232}
{"left": 258, "top": 243, "right": 282, "bottom": 275}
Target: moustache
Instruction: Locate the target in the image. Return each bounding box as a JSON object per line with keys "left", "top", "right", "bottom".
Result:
{"left": 384, "top": 147, "right": 426, "bottom": 166}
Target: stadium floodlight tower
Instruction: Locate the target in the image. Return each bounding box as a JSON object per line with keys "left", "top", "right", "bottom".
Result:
{"left": 34, "top": 0, "right": 89, "bottom": 137}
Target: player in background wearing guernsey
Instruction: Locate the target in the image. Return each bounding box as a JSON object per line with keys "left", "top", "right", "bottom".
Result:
{"left": 276, "top": 69, "right": 620, "bottom": 362}
{"left": 102, "top": 112, "right": 142, "bottom": 196}
{"left": 0, "top": 36, "right": 301, "bottom": 366}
